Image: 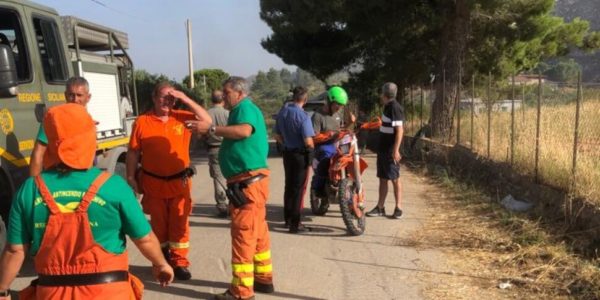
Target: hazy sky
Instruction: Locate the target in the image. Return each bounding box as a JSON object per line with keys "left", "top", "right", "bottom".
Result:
{"left": 35, "top": 0, "right": 292, "bottom": 81}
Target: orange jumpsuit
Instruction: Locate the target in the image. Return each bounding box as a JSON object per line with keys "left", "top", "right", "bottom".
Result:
{"left": 227, "top": 169, "right": 273, "bottom": 299}
{"left": 129, "top": 110, "right": 196, "bottom": 267}
{"left": 19, "top": 173, "right": 143, "bottom": 300}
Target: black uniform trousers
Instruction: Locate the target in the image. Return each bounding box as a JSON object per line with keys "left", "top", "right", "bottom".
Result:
{"left": 282, "top": 149, "right": 311, "bottom": 228}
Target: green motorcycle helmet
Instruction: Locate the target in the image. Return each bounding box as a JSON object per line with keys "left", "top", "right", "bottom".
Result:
{"left": 327, "top": 86, "right": 348, "bottom": 105}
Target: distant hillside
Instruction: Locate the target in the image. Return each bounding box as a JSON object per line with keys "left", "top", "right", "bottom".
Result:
{"left": 555, "top": 0, "right": 600, "bottom": 82}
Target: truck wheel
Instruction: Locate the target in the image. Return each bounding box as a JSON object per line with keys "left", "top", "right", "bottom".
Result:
{"left": 0, "top": 173, "right": 12, "bottom": 230}
{"left": 0, "top": 173, "right": 12, "bottom": 250}
{"left": 113, "top": 161, "right": 127, "bottom": 180}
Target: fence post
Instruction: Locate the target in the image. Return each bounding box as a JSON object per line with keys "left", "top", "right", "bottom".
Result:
{"left": 487, "top": 72, "right": 491, "bottom": 158}
{"left": 409, "top": 86, "right": 414, "bottom": 135}
{"left": 442, "top": 69, "right": 447, "bottom": 142}
{"left": 471, "top": 74, "right": 475, "bottom": 149}
{"left": 420, "top": 88, "right": 424, "bottom": 129}
{"left": 511, "top": 74, "right": 515, "bottom": 166}
{"left": 572, "top": 71, "right": 582, "bottom": 190}
{"left": 534, "top": 73, "right": 542, "bottom": 183}
{"left": 522, "top": 82, "right": 526, "bottom": 122}
{"left": 456, "top": 64, "right": 462, "bottom": 145}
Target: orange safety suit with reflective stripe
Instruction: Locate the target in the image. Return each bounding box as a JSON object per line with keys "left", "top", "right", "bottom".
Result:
{"left": 19, "top": 172, "right": 143, "bottom": 300}
{"left": 227, "top": 169, "right": 273, "bottom": 299}
{"left": 129, "top": 110, "right": 195, "bottom": 267}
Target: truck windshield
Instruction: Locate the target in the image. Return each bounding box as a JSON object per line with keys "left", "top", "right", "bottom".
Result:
{"left": 0, "top": 9, "right": 31, "bottom": 82}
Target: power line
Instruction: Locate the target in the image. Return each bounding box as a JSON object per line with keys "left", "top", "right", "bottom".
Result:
{"left": 88, "top": 0, "right": 150, "bottom": 23}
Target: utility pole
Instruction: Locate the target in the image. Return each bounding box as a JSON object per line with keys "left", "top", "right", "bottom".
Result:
{"left": 186, "top": 19, "right": 194, "bottom": 89}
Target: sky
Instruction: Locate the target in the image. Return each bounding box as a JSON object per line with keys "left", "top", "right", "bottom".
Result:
{"left": 34, "top": 0, "right": 293, "bottom": 81}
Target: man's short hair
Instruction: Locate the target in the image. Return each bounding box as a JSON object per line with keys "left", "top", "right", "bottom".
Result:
{"left": 66, "top": 76, "right": 89, "bottom": 92}
{"left": 152, "top": 81, "right": 174, "bottom": 98}
{"left": 223, "top": 76, "right": 249, "bottom": 94}
{"left": 211, "top": 89, "right": 224, "bottom": 103}
{"left": 382, "top": 82, "right": 398, "bottom": 99}
{"left": 292, "top": 86, "right": 308, "bottom": 102}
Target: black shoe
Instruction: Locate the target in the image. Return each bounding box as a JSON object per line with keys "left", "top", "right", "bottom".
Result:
{"left": 214, "top": 290, "right": 255, "bottom": 300}
{"left": 217, "top": 205, "right": 229, "bottom": 218}
{"left": 283, "top": 220, "right": 290, "bottom": 228}
{"left": 174, "top": 266, "right": 192, "bottom": 280}
{"left": 289, "top": 224, "right": 311, "bottom": 234}
{"left": 161, "top": 247, "right": 170, "bottom": 261}
{"left": 366, "top": 206, "right": 386, "bottom": 217}
{"left": 254, "top": 281, "right": 275, "bottom": 293}
{"left": 392, "top": 207, "right": 403, "bottom": 219}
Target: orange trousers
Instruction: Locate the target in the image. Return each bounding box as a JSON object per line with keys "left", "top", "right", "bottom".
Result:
{"left": 228, "top": 169, "right": 273, "bottom": 299}
{"left": 142, "top": 194, "right": 192, "bottom": 267}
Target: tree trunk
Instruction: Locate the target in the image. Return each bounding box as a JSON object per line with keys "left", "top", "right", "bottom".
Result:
{"left": 430, "top": 0, "right": 469, "bottom": 142}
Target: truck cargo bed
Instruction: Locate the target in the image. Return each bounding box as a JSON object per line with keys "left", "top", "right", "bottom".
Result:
{"left": 61, "top": 16, "right": 129, "bottom": 50}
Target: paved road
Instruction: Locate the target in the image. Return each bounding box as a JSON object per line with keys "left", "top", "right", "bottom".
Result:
{"left": 10, "top": 152, "right": 445, "bottom": 300}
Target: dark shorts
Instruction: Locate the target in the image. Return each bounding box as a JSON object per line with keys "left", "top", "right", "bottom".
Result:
{"left": 376, "top": 151, "right": 400, "bottom": 180}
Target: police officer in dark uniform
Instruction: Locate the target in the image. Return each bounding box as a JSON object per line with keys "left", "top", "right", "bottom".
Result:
{"left": 274, "top": 87, "right": 315, "bottom": 233}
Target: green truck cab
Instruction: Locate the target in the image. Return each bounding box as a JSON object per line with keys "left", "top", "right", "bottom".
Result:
{"left": 0, "top": 0, "right": 138, "bottom": 234}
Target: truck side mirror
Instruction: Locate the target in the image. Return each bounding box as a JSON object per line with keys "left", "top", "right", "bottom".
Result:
{"left": 0, "top": 44, "right": 18, "bottom": 96}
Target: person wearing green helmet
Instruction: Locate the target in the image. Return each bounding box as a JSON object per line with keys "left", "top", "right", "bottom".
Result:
{"left": 309, "top": 86, "right": 349, "bottom": 208}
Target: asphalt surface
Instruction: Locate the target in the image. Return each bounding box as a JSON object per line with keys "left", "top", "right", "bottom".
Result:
{"left": 9, "top": 151, "right": 446, "bottom": 300}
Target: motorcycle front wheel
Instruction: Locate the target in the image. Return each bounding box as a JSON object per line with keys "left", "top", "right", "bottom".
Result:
{"left": 338, "top": 179, "right": 366, "bottom": 236}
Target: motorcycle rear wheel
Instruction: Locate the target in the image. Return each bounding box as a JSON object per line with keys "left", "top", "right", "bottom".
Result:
{"left": 310, "top": 189, "right": 329, "bottom": 216}
{"left": 338, "top": 179, "right": 366, "bottom": 236}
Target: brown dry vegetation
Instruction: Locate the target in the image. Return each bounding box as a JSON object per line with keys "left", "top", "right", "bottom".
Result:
{"left": 402, "top": 168, "right": 600, "bottom": 299}
{"left": 462, "top": 101, "right": 600, "bottom": 203}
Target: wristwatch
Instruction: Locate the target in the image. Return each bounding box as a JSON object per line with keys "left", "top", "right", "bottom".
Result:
{"left": 0, "top": 289, "right": 10, "bottom": 297}
{"left": 209, "top": 124, "right": 216, "bottom": 135}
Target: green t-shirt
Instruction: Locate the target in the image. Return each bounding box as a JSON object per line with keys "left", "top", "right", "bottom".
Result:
{"left": 36, "top": 123, "right": 47, "bottom": 145}
{"left": 8, "top": 167, "right": 151, "bottom": 256}
{"left": 219, "top": 97, "right": 268, "bottom": 179}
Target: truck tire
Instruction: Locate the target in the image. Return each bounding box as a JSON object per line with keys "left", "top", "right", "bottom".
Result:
{"left": 0, "top": 172, "right": 12, "bottom": 231}
{"left": 0, "top": 172, "right": 12, "bottom": 250}
{"left": 338, "top": 179, "right": 366, "bottom": 236}
{"left": 113, "top": 161, "right": 127, "bottom": 180}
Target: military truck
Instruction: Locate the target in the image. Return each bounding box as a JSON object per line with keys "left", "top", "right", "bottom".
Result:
{"left": 0, "top": 0, "right": 138, "bottom": 237}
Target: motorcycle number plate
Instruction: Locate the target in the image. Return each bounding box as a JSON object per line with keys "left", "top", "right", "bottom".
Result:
{"left": 340, "top": 135, "right": 352, "bottom": 145}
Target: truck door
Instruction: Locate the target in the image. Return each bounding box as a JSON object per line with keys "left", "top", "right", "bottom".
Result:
{"left": 29, "top": 12, "right": 71, "bottom": 111}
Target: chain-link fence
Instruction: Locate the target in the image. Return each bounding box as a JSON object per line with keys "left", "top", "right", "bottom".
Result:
{"left": 405, "top": 73, "right": 600, "bottom": 203}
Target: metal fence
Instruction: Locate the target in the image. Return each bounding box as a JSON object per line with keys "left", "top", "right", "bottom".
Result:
{"left": 403, "top": 73, "right": 600, "bottom": 204}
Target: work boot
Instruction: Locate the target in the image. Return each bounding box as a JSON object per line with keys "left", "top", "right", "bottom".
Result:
{"left": 214, "top": 290, "right": 255, "bottom": 300}
{"left": 254, "top": 281, "right": 275, "bottom": 293}
{"left": 174, "top": 266, "right": 192, "bottom": 280}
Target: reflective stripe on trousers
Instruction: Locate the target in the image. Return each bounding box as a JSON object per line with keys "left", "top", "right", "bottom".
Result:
{"left": 229, "top": 169, "right": 273, "bottom": 299}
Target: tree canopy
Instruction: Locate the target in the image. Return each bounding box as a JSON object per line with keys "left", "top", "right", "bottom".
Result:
{"left": 260, "top": 0, "right": 600, "bottom": 139}
{"left": 133, "top": 70, "right": 202, "bottom": 112}
{"left": 182, "top": 68, "right": 230, "bottom": 100}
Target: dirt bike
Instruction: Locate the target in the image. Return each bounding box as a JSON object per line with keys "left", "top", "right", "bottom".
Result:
{"left": 310, "top": 130, "right": 368, "bottom": 236}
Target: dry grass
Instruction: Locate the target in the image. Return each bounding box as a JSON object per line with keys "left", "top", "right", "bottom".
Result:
{"left": 404, "top": 171, "right": 600, "bottom": 300}
{"left": 456, "top": 100, "right": 600, "bottom": 204}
